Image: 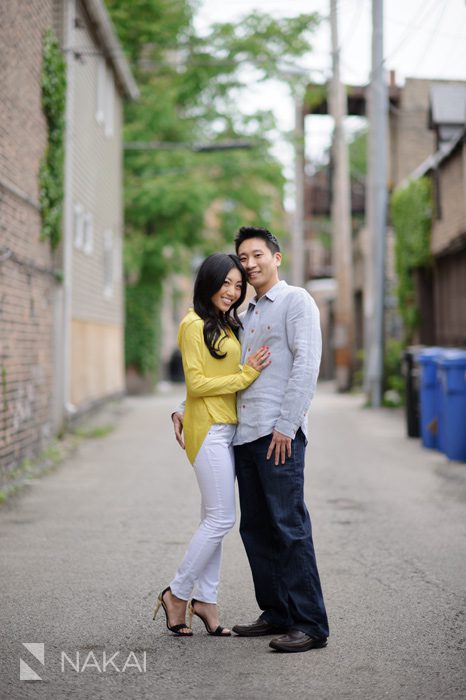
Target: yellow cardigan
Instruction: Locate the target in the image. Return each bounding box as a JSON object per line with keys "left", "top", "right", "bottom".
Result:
{"left": 178, "top": 310, "right": 259, "bottom": 464}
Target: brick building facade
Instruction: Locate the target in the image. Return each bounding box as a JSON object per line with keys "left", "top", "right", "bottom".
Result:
{"left": 431, "top": 144, "right": 465, "bottom": 256}
{"left": 416, "top": 135, "right": 466, "bottom": 347}
{"left": 0, "top": 0, "right": 138, "bottom": 482}
{"left": 0, "top": 0, "right": 60, "bottom": 481}
{"left": 388, "top": 79, "right": 436, "bottom": 187}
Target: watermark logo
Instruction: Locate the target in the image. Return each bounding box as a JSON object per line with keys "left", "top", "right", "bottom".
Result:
{"left": 20, "top": 643, "right": 44, "bottom": 681}
{"left": 61, "top": 651, "right": 147, "bottom": 673}
{"left": 19, "top": 644, "right": 148, "bottom": 680}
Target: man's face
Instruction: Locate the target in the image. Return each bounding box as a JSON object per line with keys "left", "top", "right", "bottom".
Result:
{"left": 237, "top": 237, "right": 281, "bottom": 294}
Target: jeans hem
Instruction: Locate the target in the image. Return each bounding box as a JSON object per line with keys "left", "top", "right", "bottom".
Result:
{"left": 260, "top": 612, "right": 291, "bottom": 628}
{"left": 292, "top": 624, "right": 329, "bottom": 639}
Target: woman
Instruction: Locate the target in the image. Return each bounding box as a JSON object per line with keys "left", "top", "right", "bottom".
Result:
{"left": 153, "top": 253, "right": 270, "bottom": 636}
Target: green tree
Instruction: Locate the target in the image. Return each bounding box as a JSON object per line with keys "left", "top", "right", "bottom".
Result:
{"left": 106, "top": 0, "right": 320, "bottom": 381}
{"left": 348, "top": 128, "right": 367, "bottom": 182}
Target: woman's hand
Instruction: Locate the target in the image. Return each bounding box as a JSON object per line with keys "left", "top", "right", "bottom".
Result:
{"left": 246, "top": 345, "right": 271, "bottom": 372}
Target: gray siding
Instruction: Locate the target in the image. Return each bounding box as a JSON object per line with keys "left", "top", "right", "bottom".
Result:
{"left": 70, "top": 0, "right": 124, "bottom": 327}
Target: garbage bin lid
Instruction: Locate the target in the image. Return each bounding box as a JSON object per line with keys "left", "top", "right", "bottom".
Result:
{"left": 417, "top": 347, "right": 445, "bottom": 364}
{"left": 437, "top": 349, "right": 466, "bottom": 367}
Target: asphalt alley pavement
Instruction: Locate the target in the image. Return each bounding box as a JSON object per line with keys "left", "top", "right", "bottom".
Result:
{"left": 0, "top": 383, "right": 465, "bottom": 699}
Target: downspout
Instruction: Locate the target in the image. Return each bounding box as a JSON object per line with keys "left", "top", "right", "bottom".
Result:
{"left": 62, "top": 0, "right": 76, "bottom": 415}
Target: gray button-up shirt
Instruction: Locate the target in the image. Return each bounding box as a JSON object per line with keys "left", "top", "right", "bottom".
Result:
{"left": 174, "top": 280, "right": 322, "bottom": 446}
{"left": 233, "top": 280, "right": 322, "bottom": 446}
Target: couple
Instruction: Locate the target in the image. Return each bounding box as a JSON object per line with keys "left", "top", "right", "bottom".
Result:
{"left": 153, "top": 226, "right": 329, "bottom": 653}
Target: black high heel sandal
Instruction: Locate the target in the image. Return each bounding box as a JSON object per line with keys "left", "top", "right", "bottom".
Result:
{"left": 188, "top": 598, "right": 231, "bottom": 636}
{"left": 153, "top": 586, "right": 193, "bottom": 636}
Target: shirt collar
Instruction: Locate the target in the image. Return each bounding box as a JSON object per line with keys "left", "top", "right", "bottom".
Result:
{"left": 248, "top": 280, "right": 287, "bottom": 307}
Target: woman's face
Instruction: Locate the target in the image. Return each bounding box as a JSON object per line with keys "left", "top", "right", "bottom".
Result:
{"left": 210, "top": 266, "right": 243, "bottom": 314}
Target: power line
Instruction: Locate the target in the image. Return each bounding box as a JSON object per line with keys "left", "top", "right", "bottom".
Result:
{"left": 123, "top": 140, "right": 254, "bottom": 152}
{"left": 374, "top": 0, "right": 440, "bottom": 75}
{"left": 339, "top": 0, "right": 368, "bottom": 50}
{"left": 386, "top": 8, "right": 466, "bottom": 41}
{"left": 438, "top": 12, "right": 466, "bottom": 74}
{"left": 412, "top": 0, "right": 450, "bottom": 75}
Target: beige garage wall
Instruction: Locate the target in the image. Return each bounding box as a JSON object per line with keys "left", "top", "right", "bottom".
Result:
{"left": 70, "top": 320, "right": 124, "bottom": 406}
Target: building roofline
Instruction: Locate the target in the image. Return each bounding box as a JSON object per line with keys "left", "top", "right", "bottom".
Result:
{"left": 397, "top": 130, "right": 465, "bottom": 189}
{"left": 304, "top": 77, "right": 466, "bottom": 118}
{"left": 83, "top": 0, "right": 139, "bottom": 100}
{"left": 304, "top": 81, "right": 400, "bottom": 117}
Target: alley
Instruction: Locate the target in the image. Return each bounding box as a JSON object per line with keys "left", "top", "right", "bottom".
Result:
{"left": 0, "top": 383, "right": 465, "bottom": 699}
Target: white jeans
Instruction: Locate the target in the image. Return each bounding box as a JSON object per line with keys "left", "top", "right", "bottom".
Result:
{"left": 170, "top": 424, "right": 236, "bottom": 603}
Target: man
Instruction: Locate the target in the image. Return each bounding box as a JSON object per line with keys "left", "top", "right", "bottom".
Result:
{"left": 173, "top": 226, "right": 329, "bottom": 653}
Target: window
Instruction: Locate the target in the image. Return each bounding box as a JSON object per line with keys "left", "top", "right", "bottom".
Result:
{"left": 74, "top": 203, "right": 84, "bottom": 249}
{"left": 96, "top": 56, "right": 105, "bottom": 125}
{"left": 103, "top": 229, "right": 114, "bottom": 298}
{"left": 96, "top": 56, "right": 114, "bottom": 137}
{"left": 104, "top": 64, "right": 114, "bottom": 138}
{"left": 83, "top": 213, "right": 94, "bottom": 255}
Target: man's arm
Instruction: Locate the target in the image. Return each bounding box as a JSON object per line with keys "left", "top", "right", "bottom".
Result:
{"left": 268, "top": 291, "right": 321, "bottom": 464}
{"left": 172, "top": 400, "right": 185, "bottom": 449}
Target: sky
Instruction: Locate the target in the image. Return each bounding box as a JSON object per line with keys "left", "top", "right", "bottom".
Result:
{"left": 194, "top": 0, "right": 466, "bottom": 203}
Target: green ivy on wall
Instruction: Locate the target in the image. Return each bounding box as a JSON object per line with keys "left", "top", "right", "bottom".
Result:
{"left": 390, "top": 177, "right": 433, "bottom": 343}
{"left": 39, "top": 30, "right": 66, "bottom": 250}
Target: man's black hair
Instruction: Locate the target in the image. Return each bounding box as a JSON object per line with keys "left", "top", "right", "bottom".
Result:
{"left": 234, "top": 226, "right": 281, "bottom": 255}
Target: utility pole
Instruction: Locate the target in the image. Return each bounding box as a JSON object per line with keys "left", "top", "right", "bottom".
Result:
{"left": 329, "top": 0, "right": 354, "bottom": 391}
{"left": 123, "top": 140, "right": 253, "bottom": 152}
{"left": 364, "top": 0, "right": 388, "bottom": 407}
{"left": 292, "top": 95, "right": 306, "bottom": 288}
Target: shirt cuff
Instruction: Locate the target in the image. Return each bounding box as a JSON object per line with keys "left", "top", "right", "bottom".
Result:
{"left": 274, "top": 418, "right": 297, "bottom": 439}
{"left": 242, "top": 364, "right": 260, "bottom": 379}
{"left": 172, "top": 401, "right": 185, "bottom": 417}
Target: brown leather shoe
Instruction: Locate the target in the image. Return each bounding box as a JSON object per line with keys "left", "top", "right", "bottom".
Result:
{"left": 269, "top": 630, "right": 328, "bottom": 653}
{"left": 232, "top": 618, "right": 287, "bottom": 637}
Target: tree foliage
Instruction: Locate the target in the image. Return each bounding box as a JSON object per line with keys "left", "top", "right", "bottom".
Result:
{"left": 105, "top": 0, "right": 320, "bottom": 378}
{"left": 348, "top": 129, "right": 367, "bottom": 181}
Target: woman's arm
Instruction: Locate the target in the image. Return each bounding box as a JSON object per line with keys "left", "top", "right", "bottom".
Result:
{"left": 180, "top": 322, "right": 260, "bottom": 398}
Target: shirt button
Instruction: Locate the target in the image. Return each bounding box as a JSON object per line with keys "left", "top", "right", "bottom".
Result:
{"left": 255, "top": 311, "right": 258, "bottom": 315}
{"left": 247, "top": 347, "right": 251, "bottom": 352}
{"left": 251, "top": 329, "right": 255, "bottom": 333}
{"left": 242, "top": 405, "right": 246, "bottom": 409}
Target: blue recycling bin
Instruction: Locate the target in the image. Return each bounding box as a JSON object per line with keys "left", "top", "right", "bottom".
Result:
{"left": 437, "top": 350, "right": 466, "bottom": 461}
{"left": 417, "top": 348, "right": 444, "bottom": 450}
{"left": 435, "top": 355, "right": 448, "bottom": 454}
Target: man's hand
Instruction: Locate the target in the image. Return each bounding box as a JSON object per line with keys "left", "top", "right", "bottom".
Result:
{"left": 267, "top": 430, "right": 292, "bottom": 466}
{"left": 172, "top": 412, "right": 185, "bottom": 450}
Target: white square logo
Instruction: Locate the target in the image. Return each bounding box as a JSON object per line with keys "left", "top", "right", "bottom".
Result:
{"left": 20, "top": 643, "right": 44, "bottom": 681}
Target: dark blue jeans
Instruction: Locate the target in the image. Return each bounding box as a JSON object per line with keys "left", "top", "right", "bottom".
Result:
{"left": 234, "top": 430, "right": 329, "bottom": 638}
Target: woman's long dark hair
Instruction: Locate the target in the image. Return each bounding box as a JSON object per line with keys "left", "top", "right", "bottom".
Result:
{"left": 193, "top": 253, "right": 247, "bottom": 359}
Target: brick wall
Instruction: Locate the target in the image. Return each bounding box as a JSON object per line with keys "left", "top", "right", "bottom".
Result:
{"left": 0, "top": 0, "right": 58, "bottom": 479}
{"left": 391, "top": 78, "right": 466, "bottom": 189}
{"left": 430, "top": 142, "right": 466, "bottom": 347}
{"left": 391, "top": 79, "right": 436, "bottom": 187}
{"left": 432, "top": 144, "right": 466, "bottom": 255}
